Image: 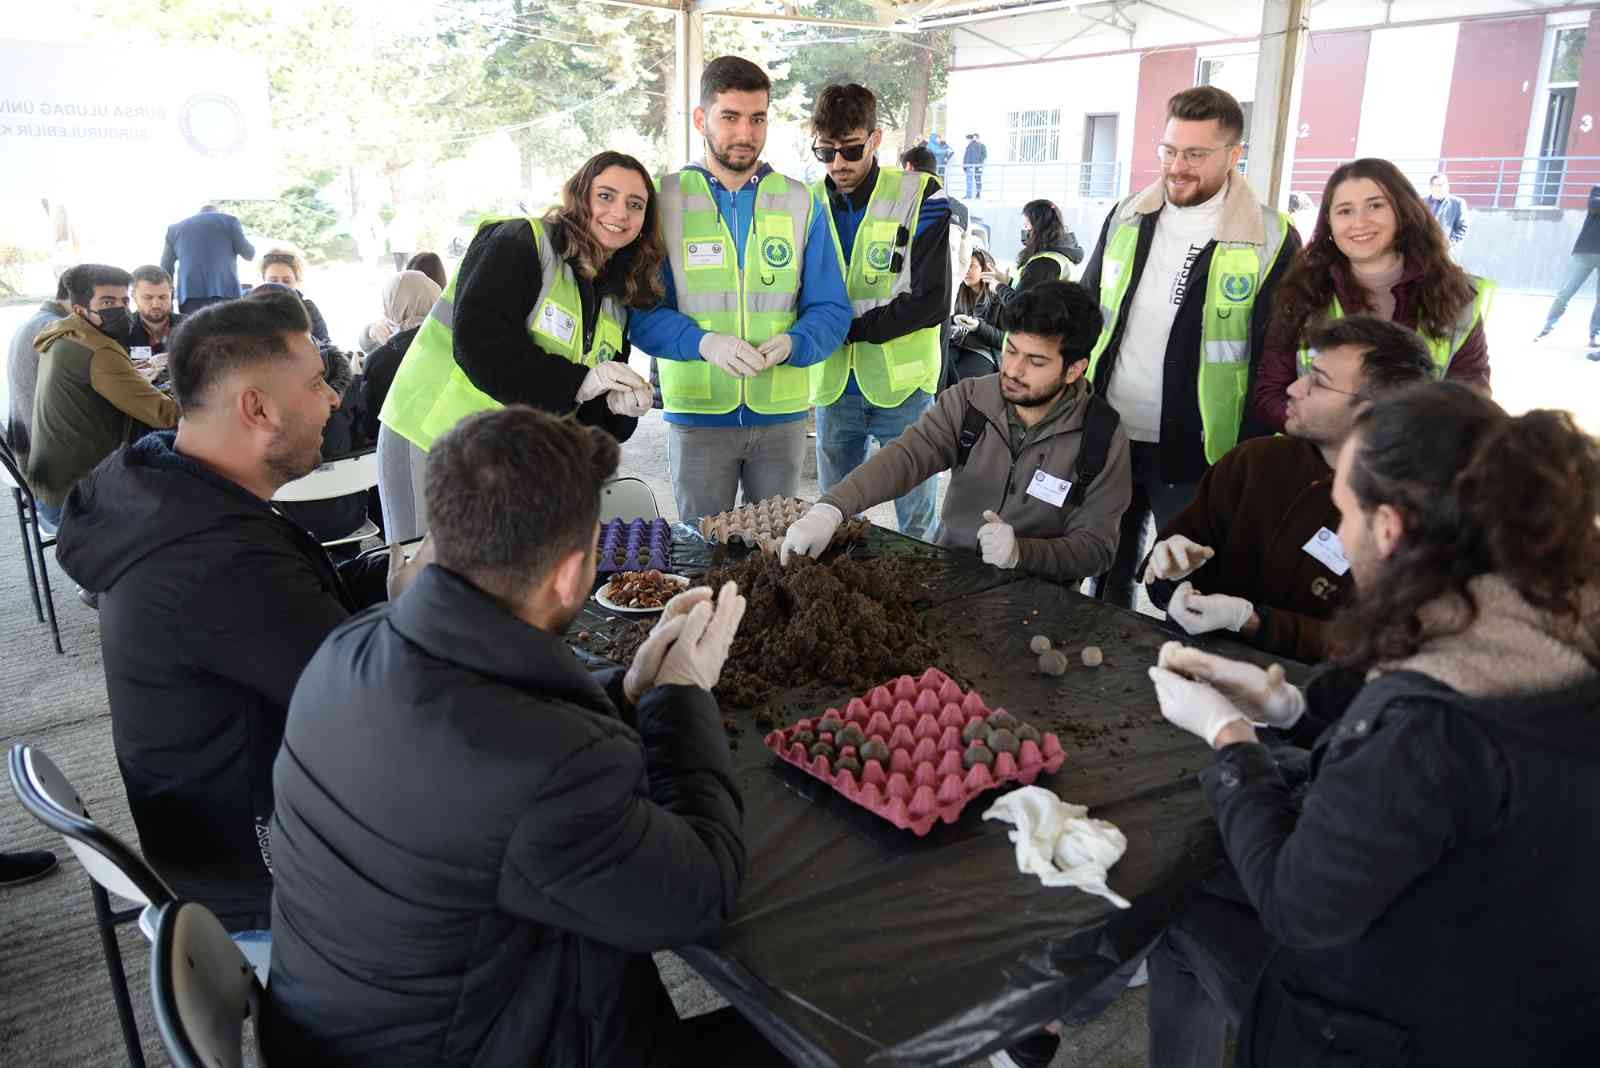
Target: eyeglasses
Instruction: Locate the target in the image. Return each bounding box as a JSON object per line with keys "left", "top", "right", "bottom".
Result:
{"left": 1299, "top": 367, "right": 1361, "bottom": 398}
{"left": 812, "top": 141, "right": 869, "bottom": 163}
{"left": 1156, "top": 143, "right": 1237, "bottom": 166}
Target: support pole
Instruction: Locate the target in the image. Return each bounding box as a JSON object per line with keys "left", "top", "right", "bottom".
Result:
{"left": 1247, "top": 0, "right": 1312, "bottom": 208}
{"left": 673, "top": 9, "right": 704, "bottom": 168}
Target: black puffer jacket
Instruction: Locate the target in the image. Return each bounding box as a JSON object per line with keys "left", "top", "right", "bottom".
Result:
{"left": 55, "top": 433, "right": 388, "bottom": 929}
{"left": 264, "top": 565, "right": 746, "bottom": 1067}
{"left": 1205, "top": 625, "right": 1600, "bottom": 1065}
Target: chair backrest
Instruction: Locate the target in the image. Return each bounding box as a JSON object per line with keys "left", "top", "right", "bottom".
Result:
{"left": 150, "top": 901, "right": 263, "bottom": 1068}
{"left": 272, "top": 449, "right": 380, "bottom": 503}
{"left": 7, "top": 744, "right": 175, "bottom": 906}
{"left": 599, "top": 476, "right": 660, "bottom": 522}
{"left": 0, "top": 435, "right": 29, "bottom": 496}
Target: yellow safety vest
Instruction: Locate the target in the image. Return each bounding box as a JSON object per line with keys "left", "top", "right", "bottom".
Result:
{"left": 1015, "top": 249, "right": 1075, "bottom": 284}
{"left": 1088, "top": 199, "right": 1292, "bottom": 464}
{"left": 1296, "top": 278, "right": 1496, "bottom": 377}
{"left": 655, "top": 169, "right": 812, "bottom": 415}
{"left": 808, "top": 166, "right": 942, "bottom": 408}
{"left": 379, "top": 217, "right": 626, "bottom": 451}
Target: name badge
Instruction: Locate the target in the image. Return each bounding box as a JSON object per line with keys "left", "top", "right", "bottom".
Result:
{"left": 1026, "top": 468, "right": 1073, "bottom": 508}
{"left": 1302, "top": 527, "right": 1350, "bottom": 576}
{"left": 537, "top": 301, "right": 577, "bottom": 344}
{"left": 685, "top": 240, "right": 726, "bottom": 269}
{"left": 129, "top": 345, "right": 153, "bottom": 364}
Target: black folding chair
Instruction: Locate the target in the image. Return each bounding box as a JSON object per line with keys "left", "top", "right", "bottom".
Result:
{"left": 149, "top": 900, "right": 269, "bottom": 1068}
{"left": 0, "top": 436, "right": 61, "bottom": 653}
{"left": 9, "top": 744, "right": 176, "bottom": 1067}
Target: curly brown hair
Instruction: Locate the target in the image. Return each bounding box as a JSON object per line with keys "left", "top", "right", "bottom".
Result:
{"left": 543, "top": 151, "right": 666, "bottom": 311}
{"left": 1269, "top": 158, "right": 1475, "bottom": 353}
{"left": 1331, "top": 383, "right": 1600, "bottom": 672}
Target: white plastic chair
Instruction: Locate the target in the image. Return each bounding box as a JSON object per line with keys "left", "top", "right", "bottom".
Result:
{"left": 150, "top": 901, "right": 268, "bottom": 1068}
{"left": 273, "top": 450, "right": 381, "bottom": 546}
{"left": 599, "top": 476, "right": 660, "bottom": 522}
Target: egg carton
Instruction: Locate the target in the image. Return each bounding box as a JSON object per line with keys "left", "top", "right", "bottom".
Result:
{"left": 763, "top": 667, "right": 1066, "bottom": 836}
{"left": 598, "top": 518, "right": 674, "bottom": 575}
{"left": 698, "top": 495, "right": 869, "bottom": 555}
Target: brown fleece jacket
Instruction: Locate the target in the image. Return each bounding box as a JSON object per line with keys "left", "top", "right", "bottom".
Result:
{"left": 1144, "top": 435, "right": 1347, "bottom": 661}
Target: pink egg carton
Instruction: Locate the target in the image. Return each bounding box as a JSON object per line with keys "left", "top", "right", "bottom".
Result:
{"left": 763, "top": 667, "right": 1065, "bottom": 836}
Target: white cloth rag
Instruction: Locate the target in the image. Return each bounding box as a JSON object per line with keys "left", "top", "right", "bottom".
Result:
{"left": 983, "top": 786, "right": 1131, "bottom": 909}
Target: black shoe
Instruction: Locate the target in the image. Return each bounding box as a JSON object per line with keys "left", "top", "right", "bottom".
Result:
{"left": 0, "top": 850, "right": 59, "bottom": 887}
{"left": 1535, "top": 326, "right": 1552, "bottom": 340}
{"left": 78, "top": 587, "right": 98, "bottom": 609}
{"left": 988, "top": 1032, "right": 1062, "bottom": 1068}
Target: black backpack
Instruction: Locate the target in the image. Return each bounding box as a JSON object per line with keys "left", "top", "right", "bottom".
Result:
{"left": 954, "top": 392, "right": 1120, "bottom": 508}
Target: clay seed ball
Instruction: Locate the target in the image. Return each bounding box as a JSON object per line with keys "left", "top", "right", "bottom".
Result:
{"left": 986, "top": 728, "right": 1020, "bottom": 755}
{"left": 987, "top": 710, "right": 1019, "bottom": 731}
{"left": 817, "top": 716, "right": 845, "bottom": 736}
{"left": 1038, "top": 650, "right": 1069, "bottom": 677}
{"left": 1029, "top": 634, "right": 1053, "bottom": 654}
{"left": 834, "top": 754, "right": 862, "bottom": 776}
{"left": 961, "top": 718, "right": 989, "bottom": 744}
{"left": 838, "top": 724, "right": 866, "bottom": 749}
{"left": 1081, "top": 645, "right": 1104, "bottom": 667}
{"left": 962, "top": 743, "right": 996, "bottom": 769}
{"left": 1015, "top": 723, "right": 1041, "bottom": 744}
{"left": 809, "top": 741, "right": 836, "bottom": 761}
{"left": 860, "top": 738, "right": 891, "bottom": 763}
{"left": 792, "top": 730, "right": 816, "bottom": 747}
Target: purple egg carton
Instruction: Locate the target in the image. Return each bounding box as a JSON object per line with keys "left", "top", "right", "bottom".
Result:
{"left": 598, "top": 518, "right": 673, "bottom": 574}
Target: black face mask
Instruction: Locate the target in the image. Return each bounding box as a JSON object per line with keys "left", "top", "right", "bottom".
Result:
{"left": 91, "top": 306, "right": 131, "bottom": 340}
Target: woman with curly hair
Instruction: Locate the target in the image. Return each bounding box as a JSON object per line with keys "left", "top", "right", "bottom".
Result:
{"left": 1250, "top": 158, "right": 1493, "bottom": 432}
{"left": 377, "top": 150, "right": 666, "bottom": 538}
{"left": 1148, "top": 382, "right": 1600, "bottom": 1068}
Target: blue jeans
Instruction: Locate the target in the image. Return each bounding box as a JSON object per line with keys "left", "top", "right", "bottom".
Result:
{"left": 36, "top": 499, "right": 62, "bottom": 532}
{"left": 816, "top": 390, "right": 938, "bottom": 541}
{"left": 1543, "top": 252, "right": 1600, "bottom": 340}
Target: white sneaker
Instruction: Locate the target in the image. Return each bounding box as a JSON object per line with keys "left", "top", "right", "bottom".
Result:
{"left": 987, "top": 1052, "right": 1024, "bottom": 1068}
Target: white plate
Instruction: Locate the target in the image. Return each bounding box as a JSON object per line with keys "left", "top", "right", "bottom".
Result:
{"left": 594, "top": 573, "right": 690, "bottom": 614}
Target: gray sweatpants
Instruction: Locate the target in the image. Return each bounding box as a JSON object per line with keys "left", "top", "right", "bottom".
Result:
{"left": 667, "top": 420, "right": 807, "bottom": 525}
{"left": 377, "top": 423, "right": 430, "bottom": 543}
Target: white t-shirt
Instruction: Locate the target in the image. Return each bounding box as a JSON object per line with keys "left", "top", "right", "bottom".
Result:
{"left": 1105, "top": 183, "right": 1227, "bottom": 443}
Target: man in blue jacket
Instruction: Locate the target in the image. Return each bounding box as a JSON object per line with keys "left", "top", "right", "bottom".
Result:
{"left": 631, "top": 55, "right": 850, "bottom": 523}
{"left": 159, "top": 204, "right": 255, "bottom": 314}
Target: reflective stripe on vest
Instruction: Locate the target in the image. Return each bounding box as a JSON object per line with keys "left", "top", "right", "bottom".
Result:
{"left": 655, "top": 169, "right": 812, "bottom": 415}
{"left": 379, "top": 217, "right": 627, "bottom": 451}
{"left": 1088, "top": 200, "right": 1291, "bottom": 464}
{"left": 1295, "top": 277, "right": 1496, "bottom": 378}
{"left": 1016, "top": 249, "right": 1074, "bottom": 284}
{"left": 808, "top": 166, "right": 941, "bottom": 408}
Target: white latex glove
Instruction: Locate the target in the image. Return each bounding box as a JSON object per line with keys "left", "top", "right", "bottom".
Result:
{"left": 622, "top": 586, "right": 714, "bottom": 704}
{"left": 978, "top": 510, "right": 1020, "bottom": 570}
{"left": 1142, "top": 534, "right": 1215, "bottom": 584}
{"left": 576, "top": 360, "right": 648, "bottom": 404}
{"left": 952, "top": 314, "right": 980, "bottom": 329}
{"left": 1168, "top": 581, "right": 1254, "bottom": 636}
{"left": 655, "top": 581, "right": 747, "bottom": 691}
{"left": 779, "top": 503, "right": 844, "bottom": 565}
{"left": 755, "top": 333, "right": 793, "bottom": 369}
{"left": 386, "top": 534, "right": 434, "bottom": 600}
{"left": 1148, "top": 666, "right": 1251, "bottom": 748}
{"left": 699, "top": 332, "right": 764, "bottom": 378}
{"left": 1157, "top": 642, "right": 1305, "bottom": 729}
{"left": 606, "top": 382, "right": 653, "bottom": 418}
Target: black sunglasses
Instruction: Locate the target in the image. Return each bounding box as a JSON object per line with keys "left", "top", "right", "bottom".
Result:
{"left": 812, "top": 141, "right": 869, "bottom": 163}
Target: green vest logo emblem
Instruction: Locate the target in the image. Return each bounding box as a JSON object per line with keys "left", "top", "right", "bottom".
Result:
{"left": 866, "top": 241, "right": 893, "bottom": 271}
{"left": 1221, "top": 273, "right": 1255, "bottom": 303}
{"left": 762, "top": 236, "right": 794, "bottom": 269}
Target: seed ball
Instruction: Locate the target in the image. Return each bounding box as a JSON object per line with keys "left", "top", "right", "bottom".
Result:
{"left": 961, "top": 718, "right": 989, "bottom": 744}
{"left": 1081, "top": 645, "right": 1104, "bottom": 667}
{"left": 792, "top": 730, "right": 816, "bottom": 747}
{"left": 962, "top": 743, "right": 996, "bottom": 769}
{"left": 838, "top": 724, "right": 866, "bottom": 749}
{"left": 1015, "top": 723, "right": 1041, "bottom": 744}
{"left": 1038, "top": 650, "right": 1069, "bottom": 676}
{"left": 809, "top": 742, "right": 836, "bottom": 761}
{"left": 986, "top": 728, "right": 1020, "bottom": 755}
{"left": 834, "top": 755, "right": 862, "bottom": 776}
{"left": 817, "top": 716, "right": 845, "bottom": 736}
{"left": 860, "top": 738, "right": 891, "bottom": 763}
{"left": 1029, "top": 634, "right": 1053, "bottom": 654}
{"left": 987, "top": 710, "right": 1019, "bottom": 731}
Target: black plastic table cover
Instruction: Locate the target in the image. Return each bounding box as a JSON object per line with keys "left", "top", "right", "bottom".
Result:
{"left": 567, "top": 529, "right": 1300, "bottom": 1066}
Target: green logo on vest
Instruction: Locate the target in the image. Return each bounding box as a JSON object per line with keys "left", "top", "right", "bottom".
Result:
{"left": 866, "top": 241, "right": 893, "bottom": 271}
{"left": 1221, "top": 273, "right": 1254, "bottom": 303}
{"left": 762, "top": 236, "right": 794, "bottom": 269}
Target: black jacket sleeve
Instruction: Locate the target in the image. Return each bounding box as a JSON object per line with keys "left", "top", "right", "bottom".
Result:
{"left": 847, "top": 181, "right": 952, "bottom": 346}
{"left": 301, "top": 296, "right": 331, "bottom": 344}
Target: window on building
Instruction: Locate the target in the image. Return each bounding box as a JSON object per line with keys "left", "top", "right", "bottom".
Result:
{"left": 1080, "top": 113, "right": 1119, "bottom": 198}
{"left": 1551, "top": 26, "right": 1588, "bottom": 84}
{"left": 1007, "top": 108, "right": 1061, "bottom": 163}
{"left": 1535, "top": 25, "right": 1587, "bottom": 205}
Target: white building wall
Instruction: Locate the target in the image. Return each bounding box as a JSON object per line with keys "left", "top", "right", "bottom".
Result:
{"left": 1354, "top": 23, "right": 1460, "bottom": 164}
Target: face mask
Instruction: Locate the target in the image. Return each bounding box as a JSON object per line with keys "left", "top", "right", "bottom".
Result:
{"left": 91, "top": 306, "right": 131, "bottom": 339}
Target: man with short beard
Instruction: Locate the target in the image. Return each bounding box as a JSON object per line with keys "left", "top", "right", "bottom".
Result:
{"left": 57, "top": 293, "right": 428, "bottom": 935}
{"left": 1080, "top": 87, "right": 1300, "bottom": 610}
{"left": 126, "top": 263, "right": 183, "bottom": 356}
{"left": 782, "top": 281, "right": 1131, "bottom": 585}
{"left": 631, "top": 54, "right": 850, "bottom": 524}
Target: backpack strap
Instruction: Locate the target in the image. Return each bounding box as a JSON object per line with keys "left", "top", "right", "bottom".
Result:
{"left": 1067, "top": 395, "right": 1120, "bottom": 507}
{"left": 954, "top": 401, "right": 989, "bottom": 469}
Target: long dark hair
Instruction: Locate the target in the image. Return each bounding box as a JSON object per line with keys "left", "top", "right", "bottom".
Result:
{"left": 1019, "top": 199, "right": 1066, "bottom": 262}
{"left": 1271, "top": 158, "right": 1475, "bottom": 350}
{"left": 957, "top": 247, "right": 997, "bottom": 314}
{"left": 544, "top": 151, "right": 666, "bottom": 310}
{"left": 1331, "top": 383, "right": 1600, "bottom": 671}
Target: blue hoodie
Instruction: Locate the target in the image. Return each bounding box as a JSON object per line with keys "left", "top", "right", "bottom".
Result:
{"left": 629, "top": 162, "right": 851, "bottom": 427}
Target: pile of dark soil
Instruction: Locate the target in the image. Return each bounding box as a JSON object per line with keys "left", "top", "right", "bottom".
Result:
{"left": 590, "top": 553, "right": 943, "bottom": 708}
